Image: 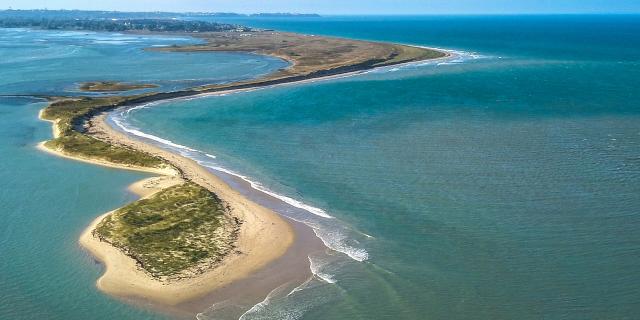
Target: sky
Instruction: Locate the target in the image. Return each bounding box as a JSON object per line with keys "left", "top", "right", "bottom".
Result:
{"left": 2, "top": 0, "right": 640, "bottom": 15}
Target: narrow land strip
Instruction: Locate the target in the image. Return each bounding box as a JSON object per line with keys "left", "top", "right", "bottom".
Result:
{"left": 35, "top": 29, "right": 450, "bottom": 313}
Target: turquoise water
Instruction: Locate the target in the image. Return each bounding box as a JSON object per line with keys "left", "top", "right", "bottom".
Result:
{"left": 117, "top": 16, "right": 640, "bottom": 319}
{"left": 0, "top": 30, "right": 284, "bottom": 319}
{"left": 2, "top": 16, "right": 640, "bottom": 320}
{"left": 0, "top": 97, "right": 161, "bottom": 319}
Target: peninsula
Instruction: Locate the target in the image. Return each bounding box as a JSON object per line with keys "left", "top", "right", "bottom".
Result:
{"left": 30, "top": 17, "right": 449, "bottom": 314}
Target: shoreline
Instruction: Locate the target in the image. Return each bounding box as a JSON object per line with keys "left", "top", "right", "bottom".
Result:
{"left": 36, "top": 141, "right": 177, "bottom": 176}
{"left": 96, "top": 47, "right": 455, "bottom": 122}
{"left": 103, "top": 47, "right": 453, "bottom": 109}
{"left": 33, "top": 32, "right": 454, "bottom": 318}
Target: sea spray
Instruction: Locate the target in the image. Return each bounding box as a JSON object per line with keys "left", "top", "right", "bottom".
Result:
{"left": 237, "top": 276, "right": 338, "bottom": 320}
{"left": 198, "top": 164, "right": 333, "bottom": 219}
{"left": 237, "top": 283, "right": 293, "bottom": 320}
{"left": 308, "top": 255, "right": 337, "bottom": 284}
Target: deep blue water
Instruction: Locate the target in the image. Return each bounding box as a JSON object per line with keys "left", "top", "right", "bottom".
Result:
{"left": 116, "top": 15, "right": 640, "bottom": 319}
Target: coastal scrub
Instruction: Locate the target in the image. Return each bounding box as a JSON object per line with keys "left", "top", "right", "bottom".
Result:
{"left": 94, "top": 182, "right": 240, "bottom": 279}
{"left": 41, "top": 97, "right": 166, "bottom": 168}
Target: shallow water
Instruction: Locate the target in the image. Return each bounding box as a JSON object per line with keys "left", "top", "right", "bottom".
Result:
{"left": 0, "top": 28, "right": 287, "bottom": 96}
{"left": 0, "top": 29, "right": 285, "bottom": 320}
{"left": 0, "top": 97, "right": 164, "bottom": 319}
{"left": 120, "top": 15, "right": 640, "bottom": 319}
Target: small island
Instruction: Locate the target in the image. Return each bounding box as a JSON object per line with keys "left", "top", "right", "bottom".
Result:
{"left": 79, "top": 81, "right": 158, "bottom": 92}
{"left": 94, "top": 181, "right": 240, "bottom": 280}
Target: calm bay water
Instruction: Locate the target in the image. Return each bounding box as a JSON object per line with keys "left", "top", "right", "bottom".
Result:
{"left": 0, "top": 28, "right": 286, "bottom": 95}
{"left": 0, "top": 97, "right": 160, "bottom": 319}
{"left": 119, "top": 15, "right": 640, "bottom": 319}
{"left": 1, "top": 16, "right": 639, "bottom": 320}
{"left": 0, "top": 30, "right": 284, "bottom": 319}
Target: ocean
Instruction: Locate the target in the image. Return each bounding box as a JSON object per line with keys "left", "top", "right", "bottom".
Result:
{"left": 2, "top": 15, "right": 640, "bottom": 319}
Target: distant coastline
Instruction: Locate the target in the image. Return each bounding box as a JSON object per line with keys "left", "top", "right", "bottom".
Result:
{"left": 0, "top": 9, "right": 320, "bottom": 20}
{"left": 31, "top": 24, "right": 451, "bottom": 316}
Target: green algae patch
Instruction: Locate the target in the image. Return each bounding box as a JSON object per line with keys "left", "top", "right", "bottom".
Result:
{"left": 94, "top": 182, "right": 240, "bottom": 279}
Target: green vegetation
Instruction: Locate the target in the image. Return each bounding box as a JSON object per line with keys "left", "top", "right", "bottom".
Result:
{"left": 41, "top": 97, "right": 165, "bottom": 168}
{"left": 45, "top": 132, "right": 165, "bottom": 168}
{"left": 376, "top": 44, "right": 446, "bottom": 66}
{"left": 42, "top": 98, "right": 239, "bottom": 280}
{"left": 41, "top": 97, "right": 124, "bottom": 135}
{"left": 79, "top": 81, "right": 158, "bottom": 92}
{"left": 95, "top": 182, "right": 239, "bottom": 278}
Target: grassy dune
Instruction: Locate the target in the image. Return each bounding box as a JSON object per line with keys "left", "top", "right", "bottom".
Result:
{"left": 94, "top": 182, "right": 239, "bottom": 279}
{"left": 41, "top": 97, "right": 166, "bottom": 168}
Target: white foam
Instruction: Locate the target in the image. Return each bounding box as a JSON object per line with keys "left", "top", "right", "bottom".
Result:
{"left": 121, "top": 102, "right": 155, "bottom": 115}
{"left": 112, "top": 105, "right": 333, "bottom": 219}
{"left": 112, "top": 106, "right": 334, "bottom": 220}
{"left": 365, "top": 46, "right": 490, "bottom": 74}
{"left": 111, "top": 116, "right": 197, "bottom": 152}
{"left": 109, "top": 104, "right": 377, "bottom": 263}
{"left": 287, "top": 277, "right": 315, "bottom": 297}
{"left": 312, "top": 227, "right": 369, "bottom": 261}
{"left": 238, "top": 293, "right": 272, "bottom": 319}
{"left": 202, "top": 164, "right": 333, "bottom": 219}
{"left": 238, "top": 283, "right": 291, "bottom": 320}
{"left": 308, "top": 256, "right": 337, "bottom": 284}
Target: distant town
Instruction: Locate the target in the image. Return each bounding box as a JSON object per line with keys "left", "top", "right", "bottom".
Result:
{"left": 0, "top": 9, "right": 321, "bottom": 32}
{"left": 0, "top": 9, "right": 321, "bottom": 20}
{"left": 0, "top": 17, "right": 251, "bottom": 33}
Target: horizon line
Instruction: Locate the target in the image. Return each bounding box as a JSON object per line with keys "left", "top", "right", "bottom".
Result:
{"left": 2, "top": 8, "right": 640, "bottom": 16}
{"left": 0, "top": 7, "right": 640, "bottom": 16}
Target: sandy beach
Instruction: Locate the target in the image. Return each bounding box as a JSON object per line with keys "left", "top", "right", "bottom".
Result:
{"left": 39, "top": 112, "right": 299, "bottom": 310}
